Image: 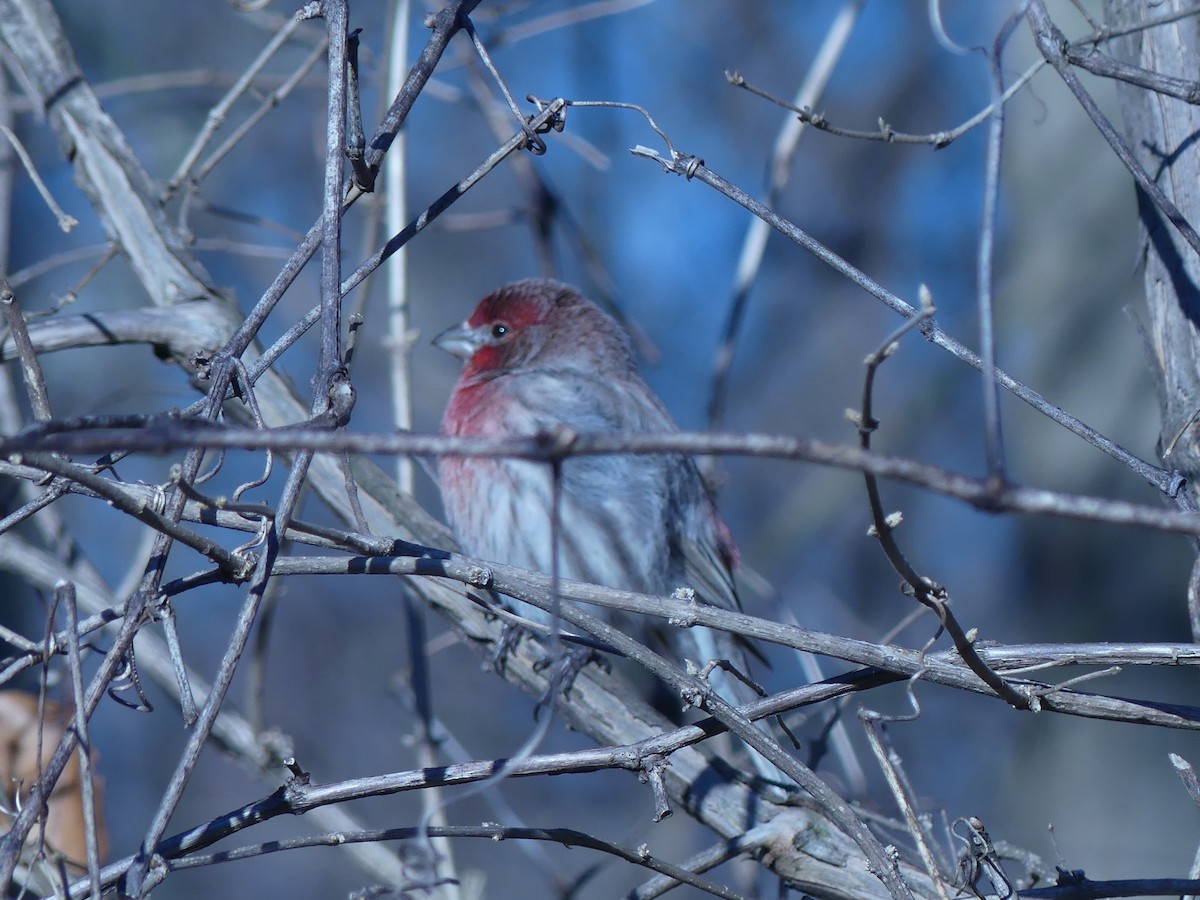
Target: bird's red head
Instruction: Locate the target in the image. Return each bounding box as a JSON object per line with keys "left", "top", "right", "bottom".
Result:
{"left": 434, "top": 279, "right": 632, "bottom": 380}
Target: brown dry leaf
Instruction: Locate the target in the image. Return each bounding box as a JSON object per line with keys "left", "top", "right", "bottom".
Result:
{"left": 0, "top": 690, "right": 107, "bottom": 874}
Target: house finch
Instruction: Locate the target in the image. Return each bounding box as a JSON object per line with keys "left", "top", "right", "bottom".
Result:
{"left": 435, "top": 278, "right": 751, "bottom": 687}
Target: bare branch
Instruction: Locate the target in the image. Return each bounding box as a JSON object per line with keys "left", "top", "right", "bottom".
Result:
{"left": 630, "top": 145, "right": 1178, "bottom": 496}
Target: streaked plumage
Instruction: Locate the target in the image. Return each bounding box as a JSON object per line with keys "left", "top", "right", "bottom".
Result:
{"left": 436, "top": 279, "right": 784, "bottom": 781}
{"left": 436, "top": 279, "right": 740, "bottom": 627}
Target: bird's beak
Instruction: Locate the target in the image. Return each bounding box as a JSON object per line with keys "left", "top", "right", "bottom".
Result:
{"left": 433, "top": 321, "right": 483, "bottom": 360}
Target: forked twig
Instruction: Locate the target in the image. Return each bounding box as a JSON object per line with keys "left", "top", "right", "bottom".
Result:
{"left": 853, "top": 289, "right": 1028, "bottom": 709}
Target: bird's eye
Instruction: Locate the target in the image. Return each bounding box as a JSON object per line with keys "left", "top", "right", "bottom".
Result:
{"left": 490, "top": 323, "right": 509, "bottom": 339}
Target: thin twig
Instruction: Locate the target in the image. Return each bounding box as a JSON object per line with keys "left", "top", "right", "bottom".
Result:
{"left": 1027, "top": 0, "right": 1200, "bottom": 260}
{"left": 628, "top": 145, "right": 1179, "bottom": 497}
{"left": 853, "top": 292, "right": 1026, "bottom": 708}
{"left": 384, "top": 0, "right": 414, "bottom": 493}
{"left": 362, "top": 0, "right": 485, "bottom": 187}
{"left": 489, "top": 0, "right": 655, "bottom": 47}
{"left": 0, "top": 277, "right": 52, "bottom": 421}
{"left": 58, "top": 582, "right": 102, "bottom": 900}
{"left": 726, "top": 62, "right": 1043, "bottom": 150}
{"left": 976, "top": 7, "right": 1026, "bottom": 488}
{"left": 462, "top": 15, "right": 528, "bottom": 129}
{"left": 1172, "top": 753, "right": 1200, "bottom": 807}
{"left": 162, "top": 825, "right": 749, "bottom": 900}
{"left": 860, "top": 713, "right": 951, "bottom": 900}
{"left": 20, "top": 453, "right": 252, "bottom": 579}
{"left": 187, "top": 38, "right": 328, "bottom": 202}
{"left": 0, "top": 122, "right": 76, "bottom": 231}
{"left": 317, "top": 0, "right": 348, "bottom": 388}
{"left": 121, "top": 446, "right": 314, "bottom": 896}
{"left": 152, "top": 597, "right": 198, "bottom": 727}
{"left": 400, "top": 587, "right": 463, "bottom": 899}
{"left": 627, "top": 822, "right": 779, "bottom": 899}
{"left": 344, "top": 28, "right": 368, "bottom": 189}
{"left": 226, "top": 93, "right": 563, "bottom": 394}
{"left": 339, "top": 98, "right": 568, "bottom": 297}
{"left": 182, "top": 0, "right": 487, "bottom": 474}
{"left": 708, "top": 0, "right": 863, "bottom": 428}
{"left": 1065, "top": 41, "right": 1200, "bottom": 102}
{"left": 0, "top": 531, "right": 408, "bottom": 886}
{"left": 166, "top": 7, "right": 311, "bottom": 195}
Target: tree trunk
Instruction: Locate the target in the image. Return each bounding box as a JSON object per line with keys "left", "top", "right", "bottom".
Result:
{"left": 1104, "top": 0, "right": 1200, "bottom": 635}
{"left": 1104, "top": 1, "right": 1200, "bottom": 477}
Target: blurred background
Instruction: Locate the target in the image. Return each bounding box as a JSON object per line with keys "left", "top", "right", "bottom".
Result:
{"left": 4, "top": 0, "right": 1198, "bottom": 896}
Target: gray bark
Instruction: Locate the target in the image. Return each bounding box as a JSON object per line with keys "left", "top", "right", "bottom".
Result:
{"left": 1105, "top": 1, "right": 1200, "bottom": 477}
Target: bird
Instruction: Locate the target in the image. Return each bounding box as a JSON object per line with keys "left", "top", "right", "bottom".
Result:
{"left": 435, "top": 275, "right": 765, "bottom": 674}
{"left": 434, "top": 279, "right": 788, "bottom": 784}
{"left": 436, "top": 278, "right": 733, "bottom": 603}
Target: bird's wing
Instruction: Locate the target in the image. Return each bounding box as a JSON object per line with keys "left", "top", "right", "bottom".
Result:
{"left": 679, "top": 531, "right": 740, "bottom": 612}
